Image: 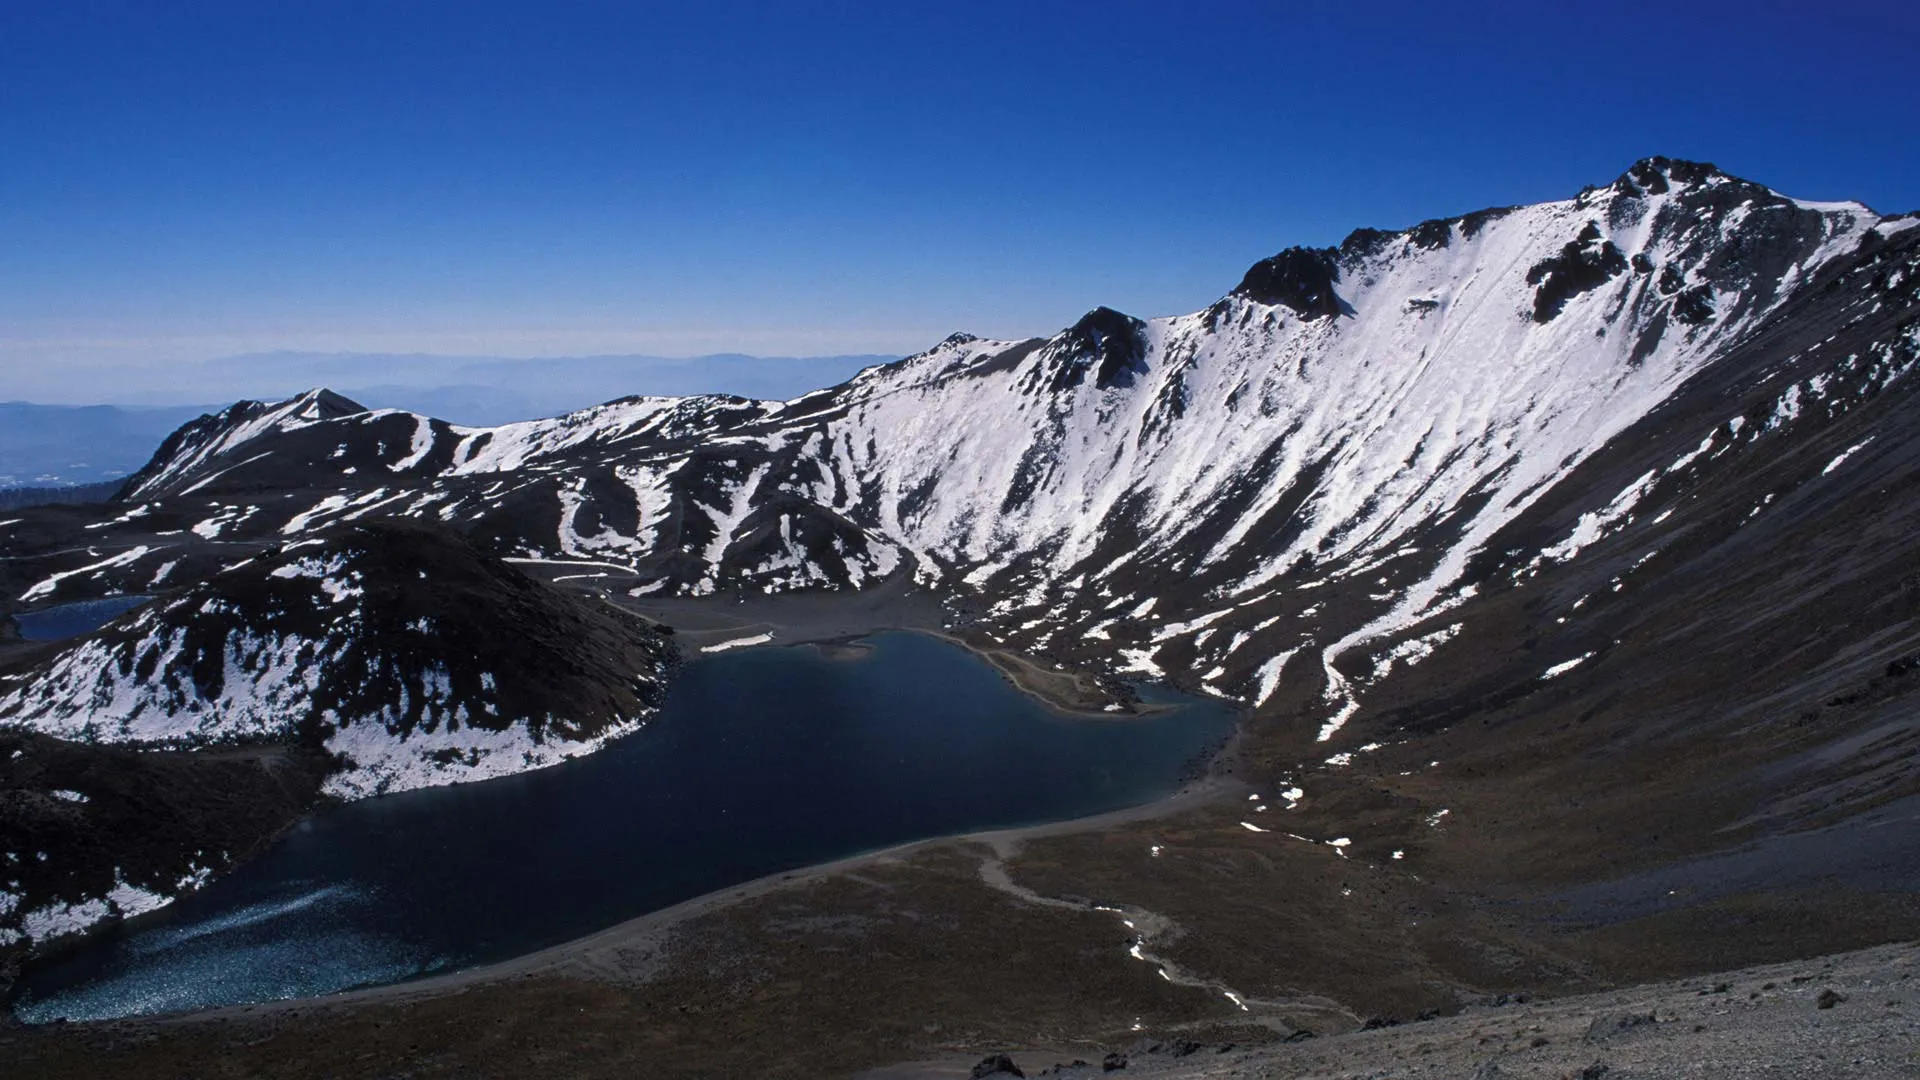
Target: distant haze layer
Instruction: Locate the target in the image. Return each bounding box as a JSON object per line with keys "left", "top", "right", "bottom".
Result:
{"left": 9, "top": 350, "right": 896, "bottom": 418}
{"left": 0, "top": 351, "right": 897, "bottom": 487}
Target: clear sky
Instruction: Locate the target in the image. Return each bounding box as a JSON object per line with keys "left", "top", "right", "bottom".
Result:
{"left": 3, "top": 0, "right": 1916, "bottom": 378}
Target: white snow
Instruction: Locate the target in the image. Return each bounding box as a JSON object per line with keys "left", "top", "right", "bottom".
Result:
{"left": 104, "top": 873, "right": 173, "bottom": 919}
{"left": 320, "top": 710, "right": 645, "bottom": 800}
{"left": 699, "top": 633, "right": 776, "bottom": 653}
{"left": 84, "top": 505, "right": 152, "bottom": 531}
{"left": 447, "top": 397, "right": 680, "bottom": 475}
{"left": 19, "top": 545, "right": 153, "bottom": 602}
{"left": 1369, "top": 623, "right": 1461, "bottom": 682}
{"left": 1252, "top": 648, "right": 1295, "bottom": 707}
{"left": 1542, "top": 653, "right": 1594, "bottom": 680}
{"left": 20, "top": 897, "right": 111, "bottom": 943}
{"left": 389, "top": 414, "right": 437, "bottom": 471}
{"left": 1822, "top": 438, "right": 1873, "bottom": 475}
{"left": 268, "top": 554, "right": 362, "bottom": 604}
{"left": 282, "top": 494, "right": 353, "bottom": 535}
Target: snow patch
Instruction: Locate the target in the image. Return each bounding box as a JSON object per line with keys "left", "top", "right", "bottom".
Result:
{"left": 700, "top": 633, "right": 776, "bottom": 653}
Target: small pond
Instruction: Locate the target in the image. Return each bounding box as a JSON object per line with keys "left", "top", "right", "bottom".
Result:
{"left": 13, "top": 595, "right": 150, "bottom": 641}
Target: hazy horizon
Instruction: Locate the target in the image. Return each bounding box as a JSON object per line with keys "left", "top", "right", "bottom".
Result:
{"left": 0, "top": 348, "right": 906, "bottom": 486}
{"left": 5, "top": 1, "right": 1916, "bottom": 397}
{"left": 0, "top": 349, "right": 900, "bottom": 412}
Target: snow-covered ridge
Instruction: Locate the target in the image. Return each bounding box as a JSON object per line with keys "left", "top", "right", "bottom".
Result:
{"left": 96, "top": 158, "right": 1905, "bottom": 735}
{"left": 122, "top": 388, "right": 365, "bottom": 500}
{"left": 0, "top": 523, "right": 677, "bottom": 799}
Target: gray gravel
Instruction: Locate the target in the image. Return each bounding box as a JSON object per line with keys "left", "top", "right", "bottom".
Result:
{"left": 862, "top": 941, "right": 1920, "bottom": 1079}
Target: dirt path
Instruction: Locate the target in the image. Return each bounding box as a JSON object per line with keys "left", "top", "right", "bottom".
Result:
{"left": 972, "top": 837, "right": 1360, "bottom": 1036}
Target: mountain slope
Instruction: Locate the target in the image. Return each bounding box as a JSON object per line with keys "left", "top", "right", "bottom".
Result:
{"left": 92, "top": 159, "right": 1911, "bottom": 735}
{"left": 3, "top": 156, "right": 1917, "bottom": 992}
{"left": 3, "top": 521, "right": 675, "bottom": 799}
{"left": 0, "top": 522, "right": 677, "bottom": 952}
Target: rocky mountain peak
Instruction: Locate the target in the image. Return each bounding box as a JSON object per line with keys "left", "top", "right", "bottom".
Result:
{"left": 1026, "top": 306, "right": 1150, "bottom": 393}
{"left": 1230, "top": 246, "right": 1345, "bottom": 318}
{"left": 1613, "top": 155, "right": 1731, "bottom": 197}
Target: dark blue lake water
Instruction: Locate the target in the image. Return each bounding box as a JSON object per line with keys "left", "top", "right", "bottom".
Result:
{"left": 13, "top": 595, "right": 150, "bottom": 640}
{"left": 13, "top": 632, "right": 1236, "bottom": 1022}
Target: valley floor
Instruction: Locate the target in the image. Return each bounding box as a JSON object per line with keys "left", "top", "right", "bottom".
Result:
{"left": 5, "top": 586, "right": 1917, "bottom": 1076}
{"left": 8, "top": 751, "right": 1913, "bottom": 1078}
{"left": 5, "top": 813, "right": 1915, "bottom": 1078}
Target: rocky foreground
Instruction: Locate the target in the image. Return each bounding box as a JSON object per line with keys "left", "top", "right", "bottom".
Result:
{"left": 871, "top": 942, "right": 1920, "bottom": 1080}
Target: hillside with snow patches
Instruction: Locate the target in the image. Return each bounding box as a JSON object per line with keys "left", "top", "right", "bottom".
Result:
{"left": 4, "top": 157, "right": 1919, "bottom": 953}
{"left": 0, "top": 522, "right": 675, "bottom": 949}
{"left": 3, "top": 522, "right": 674, "bottom": 799}
{"left": 89, "top": 159, "right": 1916, "bottom": 726}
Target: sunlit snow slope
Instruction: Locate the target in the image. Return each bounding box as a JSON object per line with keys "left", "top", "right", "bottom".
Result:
{"left": 80, "top": 159, "right": 1910, "bottom": 732}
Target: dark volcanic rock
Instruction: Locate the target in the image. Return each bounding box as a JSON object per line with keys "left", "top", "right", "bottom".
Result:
{"left": 1614, "top": 155, "right": 1727, "bottom": 198}
{"left": 1671, "top": 283, "right": 1716, "bottom": 325}
{"left": 4, "top": 160, "right": 1915, "bottom": 1043}
{"left": 970, "top": 1052, "right": 1026, "bottom": 1077}
{"left": 1231, "top": 247, "right": 1345, "bottom": 318}
{"left": 117, "top": 389, "right": 367, "bottom": 501}
{"left": 1526, "top": 222, "right": 1629, "bottom": 322}
{"left": 0, "top": 730, "right": 331, "bottom": 984}
{"left": 1030, "top": 307, "right": 1151, "bottom": 393}
{"left": 0, "top": 520, "right": 680, "bottom": 958}
{"left": 1582, "top": 1012, "right": 1656, "bottom": 1044}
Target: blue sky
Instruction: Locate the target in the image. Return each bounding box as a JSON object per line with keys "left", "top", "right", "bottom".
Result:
{"left": 3, "top": 0, "right": 1916, "bottom": 381}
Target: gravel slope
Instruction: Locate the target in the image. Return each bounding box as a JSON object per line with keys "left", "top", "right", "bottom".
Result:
{"left": 862, "top": 940, "right": 1920, "bottom": 1079}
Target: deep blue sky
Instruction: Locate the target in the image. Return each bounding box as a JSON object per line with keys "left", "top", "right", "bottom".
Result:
{"left": 3, "top": 0, "right": 1916, "bottom": 380}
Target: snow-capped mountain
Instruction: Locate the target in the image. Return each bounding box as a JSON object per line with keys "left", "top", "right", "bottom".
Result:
{"left": 77, "top": 158, "right": 1915, "bottom": 732}
{"left": 2, "top": 521, "right": 674, "bottom": 799}
{"left": 3, "top": 157, "right": 1917, "bottom": 959}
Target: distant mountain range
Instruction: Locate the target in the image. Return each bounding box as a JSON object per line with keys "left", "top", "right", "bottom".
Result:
{"left": 0, "top": 353, "right": 894, "bottom": 490}
{"left": 0, "top": 403, "right": 213, "bottom": 488}
{"left": 203, "top": 352, "right": 899, "bottom": 424}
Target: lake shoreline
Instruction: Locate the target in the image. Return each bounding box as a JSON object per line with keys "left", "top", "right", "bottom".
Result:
{"left": 9, "top": 620, "right": 1247, "bottom": 1026}
{"left": 126, "top": 771, "right": 1251, "bottom": 1028}
{"left": 609, "top": 567, "right": 1173, "bottom": 718}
